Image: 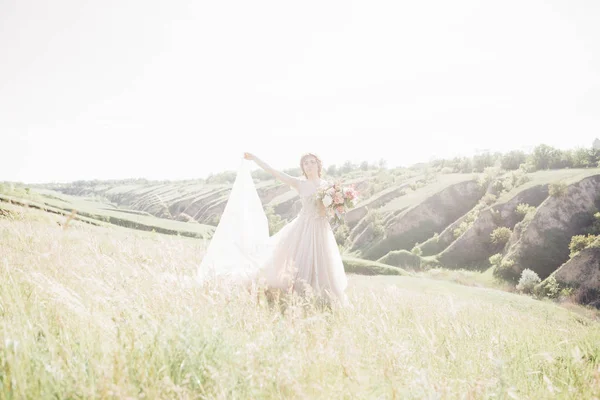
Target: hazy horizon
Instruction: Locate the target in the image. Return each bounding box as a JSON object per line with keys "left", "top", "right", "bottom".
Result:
{"left": 2, "top": 0, "right": 599, "bottom": 184}
{"left": 5, "top": 142, "right": 597, "bottom": 185}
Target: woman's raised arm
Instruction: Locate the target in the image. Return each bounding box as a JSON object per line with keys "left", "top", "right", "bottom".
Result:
{"left": 244, "top": 153, "right": 300, "bottom": 190}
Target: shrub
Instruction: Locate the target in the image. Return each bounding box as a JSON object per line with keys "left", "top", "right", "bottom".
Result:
{"left": 371, "top": 220, "right": 385, "bottom": 239}
{"left": 206, "top": 171, "right": 238, "bottom": 184}
{"left": 569, "top": 234, "right": 598, "bottom": 258}
{"left": 481, "top": 193, "right": 497, "bottom": 206}
{"left": 453, "top": 221, "right": 470, "bottom": 239}
{"left": 472, "top": 153, "right": 496, "bottom": 172}
{"left": 571, "top": 147, "right": 593, "bottom": 168}
{"left": 342, "top": 257, "right": 406, "bottom": 276}
{"left": 477, "top": 167, "right": 500, "bottom": 189}
{"left": 559, "top": 287, "right": 573, "bottom": 298}
{"left": 555, "top": 150, "right": 574, "bottom": 169}
{"left": 542, "top": 275, "right": 560, "bottom": 299}
{"left": 334, "top": 223, "right": 350, "bottom": 246}
{"left": 492, "top": 256, "right": 515, "bottom": 279}
{"left": 378, "top": 250, "right": 421, "bottom": 269}
{"left": 409, "top": 181, "right": 426, "bottom": 191}
{"left": 530, "top": 144, "right": 562, "bottom": 170}
{"left": 455, "top": 157, "right": 472, "bottom": 173}
{"left": 489, "top": 253, "right": 503, "bottom": 267}
{"left": 549, "top": 182, "right": 568, "bottom": 197}
{"left": 515, "top": 203, "right": 536, "bottom": 218}
{"left": 492, "top": 179, "right": 505, "bottom": 194}
{"left": 501, "top": 176, "right": 514, "bottom": 192}
{"left": 500, "top": 258, "right": 514, "bottom": 270}
{"left": 516, "top": 269, "right": 541, "bottom": 294}
{"left": 369, "top": 217, "right": 384, "bottom": 233}
{"left": 365, "top": 208, "right": 380, "bottom": 223}
{"left": 586, "top": 212, "right": 600, "bottom": 235}
{"left": 411, "top": 245, "right": 423, "bottom": 256}
{"left": 251, "top": 169, "right": 273, "bottom": 181}
{"left": 364, "top": 209, "right": 386, "bottom": 239}
{"left": 507, "top": 170, "right": 530, "bottom": 188}
{"left": 453, "top": 208, "right": 481, "bottom": 238}
{"left": 477, "top": 174, "right": 493, "bottom": 190}
{"left": 501, "top": 150, "right": 527, "bottom": 170}
{"left": 490, "top": 227, "right": 512, "bottom": 246}
{"left": 519, "top": 162, "right": 537, "bottom": 173}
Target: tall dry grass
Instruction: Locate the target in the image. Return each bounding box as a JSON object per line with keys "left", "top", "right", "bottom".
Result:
{"left": 1, "top": 205, "right": 600, "bottom": 399}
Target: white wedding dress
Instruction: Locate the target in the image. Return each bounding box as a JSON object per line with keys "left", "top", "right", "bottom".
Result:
{"left": 197, "top": 160, "right": 348, "bottom": 305}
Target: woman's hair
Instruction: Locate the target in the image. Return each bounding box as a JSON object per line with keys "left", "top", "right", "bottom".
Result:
{"left": 300, "top": 153, "right": 323, "bottom": 178}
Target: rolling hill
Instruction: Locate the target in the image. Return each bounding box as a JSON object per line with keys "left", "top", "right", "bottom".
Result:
{"left": 3, "top": 146, "right": 600, "bottom": 308}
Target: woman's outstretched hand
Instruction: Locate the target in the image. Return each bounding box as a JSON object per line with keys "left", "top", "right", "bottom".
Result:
{"left": 241, "top": 153, "right": 299, "bottom": 190}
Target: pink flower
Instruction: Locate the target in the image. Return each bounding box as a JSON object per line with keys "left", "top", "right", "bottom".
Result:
{"left": 333, "top": 193, "right": 344, "bottom": 204}
{"left": 336, "top": 205, "right": 345, "bottom": 214}
{"left": 344, "top": 187, "right": 358, "bottom": 200}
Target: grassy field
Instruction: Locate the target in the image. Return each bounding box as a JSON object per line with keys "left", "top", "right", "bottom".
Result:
{"left": 2, "top": 205, "right": 600, "bottom": 399}
{"left": 494, "top": 168, "right": 600, "bottom": 204}
{"left": 379, "top": 173, "right": 477, "bottom": 213}
{"left": 0, "top": 188, "right": 215, "bottom": 239}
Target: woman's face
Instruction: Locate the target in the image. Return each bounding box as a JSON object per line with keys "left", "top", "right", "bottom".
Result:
{"left": 302, "top": 155, "right": 319, "bottom": 177}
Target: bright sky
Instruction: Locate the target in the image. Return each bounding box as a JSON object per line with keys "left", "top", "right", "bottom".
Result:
{"left": 1, "top": 0, "right": 599, "bottom": 183}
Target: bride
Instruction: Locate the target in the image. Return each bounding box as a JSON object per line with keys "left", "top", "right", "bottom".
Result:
{"left": 197, "top": 152, "right": 348, "bottom": 306}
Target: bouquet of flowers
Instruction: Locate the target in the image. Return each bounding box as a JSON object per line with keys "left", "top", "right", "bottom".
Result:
{"left": 316, "top": 182, "right": 359, "bottom": 226}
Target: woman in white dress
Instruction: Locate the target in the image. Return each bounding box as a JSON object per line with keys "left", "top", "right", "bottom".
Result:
{"left": 244, "top": 152, "right": 348, "bottom": 305}
{"left": 197, "top": 152, "right": 348, "bottom": 306}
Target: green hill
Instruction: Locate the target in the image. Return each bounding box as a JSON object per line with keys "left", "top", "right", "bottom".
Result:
{"left": 4, "top": 144, "right": 600, "bottom": 307}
